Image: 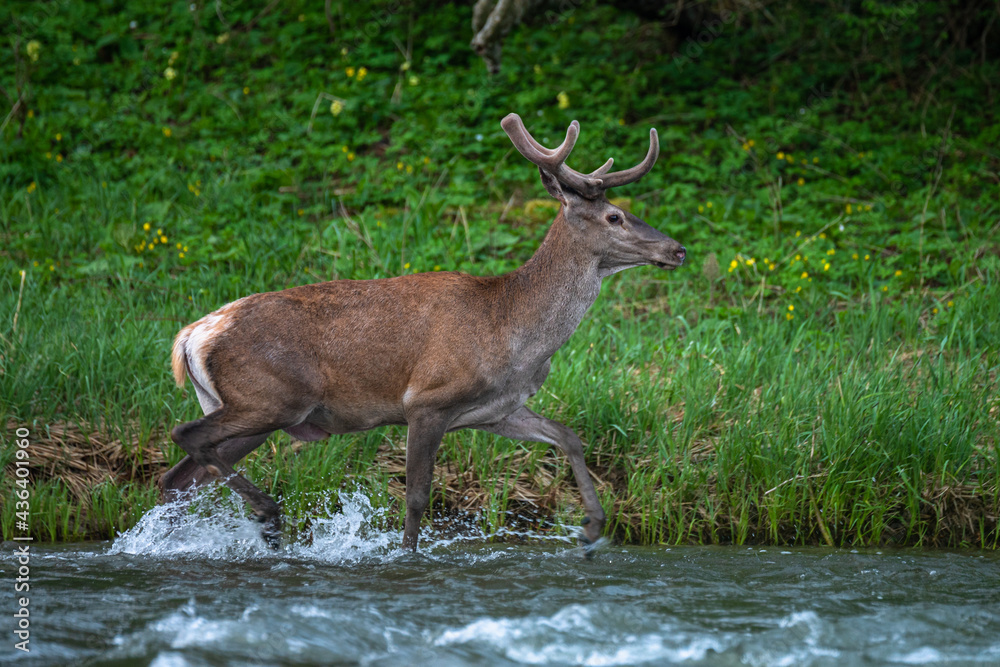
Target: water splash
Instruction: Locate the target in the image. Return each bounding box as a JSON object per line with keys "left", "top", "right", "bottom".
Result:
{"left": 109, "top": 488, "right": 578, "bottom": 564}
{"left": 109, "top": 489, "right": 402, "bottom": 563}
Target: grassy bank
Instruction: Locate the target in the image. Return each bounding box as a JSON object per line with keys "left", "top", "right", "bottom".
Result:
{"left": 2, "top": 0, "right": 998, "bottom": 547}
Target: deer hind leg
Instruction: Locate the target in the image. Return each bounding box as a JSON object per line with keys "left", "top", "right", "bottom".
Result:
{"left": 477, "top": 406, "right": 606, "bottom": 553}
{"left": 158, "top": 432, "right": 273, "bottom": 503}
{"left": 170, "top": 409, "right": 284, "bottom": 548}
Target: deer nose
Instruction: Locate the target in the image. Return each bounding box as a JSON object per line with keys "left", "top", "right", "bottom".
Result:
{"left": 675, "top": 246, "right": 687, "bottom": 263}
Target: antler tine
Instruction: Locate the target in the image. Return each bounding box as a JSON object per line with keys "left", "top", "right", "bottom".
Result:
{"left": 594, "top": 128, "right": 659, "bottom": 190}
{"left": 588, "top": 158, "right": 614, "bottom": 177}
{"left": 501, "top": 113, "right": 604, "bottom": 198}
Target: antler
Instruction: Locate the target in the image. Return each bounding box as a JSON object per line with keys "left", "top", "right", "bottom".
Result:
{"left": 500, "top": 113, "right": 659, "bottom": 198}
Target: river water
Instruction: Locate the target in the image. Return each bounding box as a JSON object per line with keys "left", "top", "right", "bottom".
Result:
{"left": 3, "top": 492, "right": 999, "bottom": 666}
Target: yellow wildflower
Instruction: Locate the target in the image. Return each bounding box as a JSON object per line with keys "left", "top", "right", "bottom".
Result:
{"left": 27, "top": 110, "right": 34, "bottom": 119}
{"left": 557, "top": 91, "right": 569, "bottom": 109}
{"left": 163, "top": 127, "right": 172, "bottom": 137}
{"left": 748, "top": 139, "right": 754, "bottom": 147}
{"left": 216, "top": 33, "right": 229, "bottom": 44}
{"left": 56, "top": 133, "right": 62, "bottom": 141}
{"left": 347, "top": 152, "right": 355, "bottom": 161}
{"left": 706, "top": 201, "right": 713, "bottom": 208}
{"left": 801, "top": 272, "right": 809, "bottom": 279}
{"left": 742, "top": 143, "right": 750, "bottom": 151}
{"left": 812, "top": 156, "right": 818, "bottom": 163}
{"left": 56, "top": 154, "right": 63, "bottom": 162}
{"left": 164, "top": 66, "right": 177, "bottom": 81}
{"left": 357, "top": 67, "right": 368, "bottom": 81}
{"left": 823, "top": 263, "right": 830, "bottom": 271}
{"left": 408, "top": 75, "right": 419, "bottom": 86}
{"left": 785, "top": 154, "right": 794, "bottom": 162}
{"left": 434, "top": 265, "right": 441, "bottom": 271}
{"left": 161, "top": 235, "right": 168, "bottom": 244}
{"left": 786, "top": 313, "right": 794, "bottom": 320}
{"left": 846, "top": 204, "right": 852, "bottom": 214}
{"left": 797, "top": 177, "right": 804, "bottom": 186}
{"left": 788, "top": 305, "right": 794, "bottom": 311}
{"left": 26, "top": 181, "right": 36, "bottom": 193}
{"left": 330, "top": 100, "right": 344, "bottom": 116}
{"left": 346, "top": 66, "right": 355, "bottom": 77}
{"left": 947, "top": 300, "right": 954, "bottom": 308}
{"left": 243, "top": 86, "right": 249, "bottom": 95}
{"left": 298, "top": 209, "right": 304, "bottom": 216}
{"left": 406, "top": 165, "right": 413, "bottom": 174}
{"left": 26, "top": 40, "right": 40, "bottom": 62}
{"left": 179, "top": 252, "right": 185, "bottom": 258}
{"left": 932, "top": 308, "right": 938, "bottom": 314}
{"left": 143, "top": 222, "right": 150, "bottom": 231}
{"left": 777, "top": 152, "right": 784, "bottom": 160}
{"left": 698, "top": 205, "right": 704, "bottom": 213}
{"left": 827, "top": 249, "right": 835, "bottom": 255}
{"left": 403, "top": 262, "right": 410, "bottom": 269}
{"left": 397, "top": 162, "right": 403, "bottom": 170}
{"left": 894, "top": 269, "right": 902, "bottom": 277}
{"left": 169, "top": 51, "right": 180, "bottom": 65}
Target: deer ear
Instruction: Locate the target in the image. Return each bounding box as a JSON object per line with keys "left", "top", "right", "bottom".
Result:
{"left": 538, "top": 168, "right": 568, "bottom": 206}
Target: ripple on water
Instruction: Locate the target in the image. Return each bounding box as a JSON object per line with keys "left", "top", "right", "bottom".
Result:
{"left": 434, "top": 603, "right": 727, "bottom": 665}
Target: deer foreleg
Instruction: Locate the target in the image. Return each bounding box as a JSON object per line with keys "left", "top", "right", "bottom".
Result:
{"left": 478, "top": 406, "right": 606, "bottom": 548}
{"left": 401, "top": 412, "right": 449, "bottom": 551}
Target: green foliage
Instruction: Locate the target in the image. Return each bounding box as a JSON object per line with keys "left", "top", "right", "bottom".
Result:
{"left": 1, "top": 0, "right": 998, "bottom": 546}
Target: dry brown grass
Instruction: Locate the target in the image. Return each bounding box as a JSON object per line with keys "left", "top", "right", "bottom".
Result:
{"left": 5, "top": 420, "right": 169, "bottom": 508}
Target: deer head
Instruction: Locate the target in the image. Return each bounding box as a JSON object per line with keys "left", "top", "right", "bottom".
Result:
{"left": 501, "top": 113, "right": 686, "bottom": 276}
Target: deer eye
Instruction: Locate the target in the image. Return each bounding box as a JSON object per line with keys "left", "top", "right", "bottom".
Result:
{"left": 607, "top": 213, "right": 621, "bottom": 224}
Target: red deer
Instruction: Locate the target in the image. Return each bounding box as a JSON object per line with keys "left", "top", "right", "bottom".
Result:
{"left": 161, "top": 113, "right": 686, "bottom": 550}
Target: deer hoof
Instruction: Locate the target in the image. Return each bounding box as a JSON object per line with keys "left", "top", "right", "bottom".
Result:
{"left": 254, "top": 514, "right": 282, "bottom": 549}
{"left": 204, "top": 464, "right": 221, "bottom": 477}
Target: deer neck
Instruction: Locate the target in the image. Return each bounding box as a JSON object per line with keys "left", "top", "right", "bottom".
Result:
{"left": 499, "top": 212, "right": 602, "bottom": 358}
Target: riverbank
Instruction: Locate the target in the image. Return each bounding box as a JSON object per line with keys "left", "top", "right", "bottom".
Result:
{"left": 2, "top": 1, "right": 998, "bottom": 547}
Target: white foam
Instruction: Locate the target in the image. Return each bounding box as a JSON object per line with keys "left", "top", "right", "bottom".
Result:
{"left": 435, "top": 604, "right": 725, "bottom": 665}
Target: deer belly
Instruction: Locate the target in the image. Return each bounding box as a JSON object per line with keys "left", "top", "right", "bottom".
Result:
{"left": 283, "top": 423, "right": 331, "bottom": 442}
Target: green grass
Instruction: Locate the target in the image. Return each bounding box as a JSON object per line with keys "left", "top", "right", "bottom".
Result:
{"left": 1, "top": 0, "right": 998, "bottom": 547}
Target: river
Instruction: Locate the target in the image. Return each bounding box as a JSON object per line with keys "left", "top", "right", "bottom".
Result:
{"left": 3, "top": 492, "right": 998, "bottom": 665}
